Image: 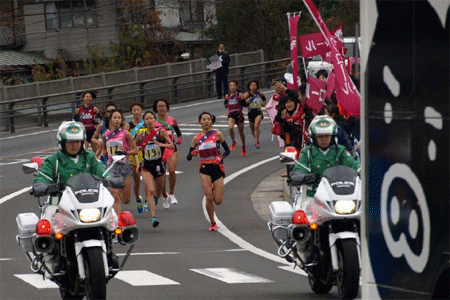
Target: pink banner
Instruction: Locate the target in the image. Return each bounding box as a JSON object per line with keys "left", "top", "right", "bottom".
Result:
{"left": 299, "top": 26, "right": 345, "bottom": 59}
{"left": 288, "top": 13, "right": 301, "bottom": 89}
{"left": 302, "top": 0, "right": 360, "bottom": 117}
{"left": 306, "top": 76, "right": 327, "bottom": 113}
{"left": 326, "top": 70, "right": 336, "bottom": 99}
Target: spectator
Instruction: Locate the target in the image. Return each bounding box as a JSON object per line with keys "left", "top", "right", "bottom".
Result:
{"left": 324, "top": 103, "right": 353, "bottom": 153}
{"left": 215, "top": 43, "right": 231, "bottom": 99}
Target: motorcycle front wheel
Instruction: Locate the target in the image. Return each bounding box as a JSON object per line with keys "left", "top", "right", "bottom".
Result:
{"left": 336, "top": 239, "right": 360, "bottom": 299}
{"left": 84, "top": 247, "right": 107, "bottom": 300}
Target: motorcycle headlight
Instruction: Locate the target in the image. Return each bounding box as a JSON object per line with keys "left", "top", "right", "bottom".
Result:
{"left": 79, "top": 208, "right": 101, "bottom": 223}
{"left": 334, "top": 200, "right": 356, "bottom": 214}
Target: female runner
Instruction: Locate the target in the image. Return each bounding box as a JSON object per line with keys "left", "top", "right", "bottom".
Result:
{"left": 224, "top": 81, "right": 246, "bottom": 156}
{"left": 92, "top": 103, "right": 117, "bottom": 163}
{"left": 243, "top": 80, "right": 266, "bottom": 149}
{"left": 128, "top": 102, "right": 148, "bottom": 213}
{"left": 187, "top": 112, "right": 230, "bottom": 231}
{"left": 153, "top": 99, "right": 182, "bottom": 209}
{"left": 135, "top": 111, "right": 174, "bottom": 228}
{"left": 99, "top": 109, "right": 139, "bottom": 214}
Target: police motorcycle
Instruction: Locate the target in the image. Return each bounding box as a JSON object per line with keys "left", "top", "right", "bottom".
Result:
{"left": 15, "top": 125, "right": 139, "bottom": 299}
{"left": 267, "top": 124, "right": 361, "bottom": 299}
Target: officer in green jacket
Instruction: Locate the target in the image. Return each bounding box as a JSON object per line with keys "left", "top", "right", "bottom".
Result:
{"left": 33, "top": 121, "right": 107, "bottom": 201}
{"left": 292, "top": 115, "right": 360, "bottom": 198}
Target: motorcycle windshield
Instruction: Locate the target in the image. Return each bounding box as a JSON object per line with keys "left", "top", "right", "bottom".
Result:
{"left": 66, "top": 173, "right": 101, "bottom": 203}
{"left": 322, "top": 165, "right": 358, "bottom": 195}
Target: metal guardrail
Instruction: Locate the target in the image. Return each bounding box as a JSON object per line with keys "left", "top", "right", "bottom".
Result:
{"left": 0, "top": 57, "right": 294, "bottom": 133}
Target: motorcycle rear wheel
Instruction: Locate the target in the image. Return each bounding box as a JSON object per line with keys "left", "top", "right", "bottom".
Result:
{"left": 336, "top": 239, "right": 360, "bottom": 299}
{"left": 84, "top": 247, "right": 107, "bottom": 300}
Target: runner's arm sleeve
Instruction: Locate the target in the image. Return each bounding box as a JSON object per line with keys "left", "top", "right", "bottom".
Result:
{"left": 186, "top": 147, "right": 195, "bottom": 161}
{"left": 221, "top": 141, "right": 230, "bottom": 158}
{"left": 173, "top": 125, "right": 182, "bottom": 138}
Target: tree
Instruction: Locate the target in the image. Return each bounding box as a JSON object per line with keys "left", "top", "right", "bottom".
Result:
{"left": 205, "top": 0, "right": 359, "bottom": 60}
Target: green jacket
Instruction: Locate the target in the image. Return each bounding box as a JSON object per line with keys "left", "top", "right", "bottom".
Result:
{"left": 34, "top": 150, "right": 107, "bottom": 185}
{"left": 292, "top": 144, "right": 360, "bottom": 197}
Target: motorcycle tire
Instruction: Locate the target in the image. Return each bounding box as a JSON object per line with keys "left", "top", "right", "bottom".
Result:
{"left": 336, "top": 239, "right": 360, "bottom": 299}
{"left": 84, "top": 247, "right": 107, "bottom": 300}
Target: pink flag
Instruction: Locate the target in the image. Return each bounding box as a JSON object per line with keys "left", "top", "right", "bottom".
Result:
{"left": 302, "top": 0, "right": 360, "bottom": 117}
{"left": 299, "top": 32, "right": 330, "bottom": 58}
{"left": 299, "top": 26, "right": 345, "bottom": 59}
{"left": 306, "top": 76, "right": 327, "bottom": 113}
{"left": 288, "top": 13, "right": 301, "bottom": 89}
{"left": 326, "top": 70, "right": 336, "bottom": 99}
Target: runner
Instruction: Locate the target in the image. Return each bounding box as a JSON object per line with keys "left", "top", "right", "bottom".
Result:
{"left": 187, "top": 112, "right": 230, "bottom": 231}
{"left": 243, "top": 80, "right": 266, "bottom": 149}
{"left": 224, "top": 80, "right": 246, "bottom": 156}
{"left": 92, "top": 103, "right": 117, "bottom": 162}
{"left": 99, "top": 109, "right": 139, "bottom": 214}
{"left": 135, "top": 111, "right": 174, "bottom": 228}
{"left": 75, "top": 91, "right": 100, "bottom": 151}
{"left": 153, "top": 99, "right": 182, "bottom": 209}
{"left": 128, "top": 102, "right": 149, "bottom": 214}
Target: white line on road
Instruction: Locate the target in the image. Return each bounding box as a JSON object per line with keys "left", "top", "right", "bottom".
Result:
{"left": 190, "top": 268, "right": 272, "bottom": 284}
{"left": 202, "top": 156, "right": 294, "bottom": 267}
{"left": 114, "top": 270, "right": 180, "bottom": 286}
{"left": 0, "top": 186, "right": 31, "bottom": 205}
{"left": 14, "top": 274, "right": 58, "bottom": 289}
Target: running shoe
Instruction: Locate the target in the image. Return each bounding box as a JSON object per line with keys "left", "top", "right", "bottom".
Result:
{"left": 230, "top": 141, "right": 237, "bottom": 151}
{"left": 241, "top": 146, "right": 246, "bottom": 157}
{"left": 153, "top": 195, "right": 158, "bottom": 206}
{"left": 151, "top": 217, "right": 159, "bottom": 228}
{"left": 144, "top": 201, "right": 150, "bottom": 212}
{"left": 162, "top": 196, "right": 170, "bottom": 209}
{"left": 136, "top": 202, "right": 143, "bottom": 214}
{"left": 169, "top": 194, "right": 178, "bottom": 205}
{"left": 209, "top": 223, "right": 217, "bottom": 231}
{"left": 254, "top": 142, "right": 260, "bottom": 149}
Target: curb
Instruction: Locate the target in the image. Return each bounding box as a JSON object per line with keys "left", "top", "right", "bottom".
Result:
{"left": 250, "top": 166, "right": 291, "bottom": 223}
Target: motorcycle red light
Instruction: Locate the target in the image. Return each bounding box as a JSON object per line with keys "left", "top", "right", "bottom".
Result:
{"left": 36, "top": 219, "right": 52, "bottom": 236}
{"left": 118, "top": 211, "right": 136, "bottom": 227}
{"left": 284, "top": 146, "right": 299, "bottom": 159}
{"left": 30, "top": 157, "right": 43, "bottom": 169}
{"left": 292, "top": 210, "right": 308, "bottom": 225}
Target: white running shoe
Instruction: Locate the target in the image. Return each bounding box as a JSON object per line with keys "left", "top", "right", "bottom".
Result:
{"left": 162, "top": 196, "right": 170, "bottom": 209}
{"left": 169, "top": 194, "right": 178, "bottom": 204}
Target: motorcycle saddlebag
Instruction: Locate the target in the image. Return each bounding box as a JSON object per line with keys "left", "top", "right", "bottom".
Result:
{"left": 16, "top": 213, "right": 39, "bottom": 252}
{"left": 269, "top": 201, "right": 293, "bottom": 241}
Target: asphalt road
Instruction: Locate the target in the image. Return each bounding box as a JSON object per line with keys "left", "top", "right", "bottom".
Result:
{"left": 0, "top": 93, "right": 347, "bottom": 299}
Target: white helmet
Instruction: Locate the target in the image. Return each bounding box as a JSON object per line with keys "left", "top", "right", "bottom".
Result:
{"left": 56, "top": 121, "right": 86, "bottom": 150}
{"left": 308, "top": 115, "right": 338, "bottom": 137}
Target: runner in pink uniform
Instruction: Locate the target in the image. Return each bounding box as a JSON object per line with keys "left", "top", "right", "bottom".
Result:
{"left": 153, "top": 99, "right": 182, "bottom": 209}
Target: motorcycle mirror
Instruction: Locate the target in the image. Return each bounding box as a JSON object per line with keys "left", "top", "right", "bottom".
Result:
{"left": 22, "top": 162, "right": 39, "bottom": 174}
{"left": 102, "top": 155, "right": 127, "bottom": 178}
{"left": 279, "top": 152, "right": 295, "bottom": 163}
{"left": 112, "top": 155, "right": 126, "bottom": 162}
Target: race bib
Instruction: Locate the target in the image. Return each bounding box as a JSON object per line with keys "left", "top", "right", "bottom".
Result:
{"left": 144, "top": 144, "right": 162, "bottom": 160}
{"left": 106, "top": 141, "right": 124, "bottom": 155}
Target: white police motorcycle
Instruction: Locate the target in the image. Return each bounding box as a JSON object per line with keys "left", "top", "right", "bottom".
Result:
{"left": 16, "top": 155, "right": 139, "bottom": 300}
{"left": 268, "top": 147, "right": 361, "bottom": 299}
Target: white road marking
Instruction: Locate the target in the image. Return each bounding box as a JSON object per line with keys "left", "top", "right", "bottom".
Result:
{"left": 0, "top": 159, "right": 29, "bottom": 166}
{"left": 190, "top": 268, "right": 272, "bottom": 284}
{"left": 14, "top": 274, "right": 58, "bottom": 289}
{"left": 0, "top": 186, "right": 31, "bottom": 205}
{"left": 202, "top": 155, "right": 294, "bottom": 267}
{"left": 277, "top": 265, "right": 308, "bottom": 276}
{"left": 114, "top": 270, "right": 180, "bottom": 286}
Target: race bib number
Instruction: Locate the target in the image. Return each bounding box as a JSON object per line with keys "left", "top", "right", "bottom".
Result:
{"left": 106, "top": 141, "right": 124, "bottom": 155}
{"left": 144, "top": 144, "right": 162, "bottom": 160}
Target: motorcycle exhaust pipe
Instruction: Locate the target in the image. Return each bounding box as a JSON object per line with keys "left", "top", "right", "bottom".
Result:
{"left": 287, "top": 224, "right": 311, "bottom": 244}
{"left": 33, "top": 236, "right": 54, "bottom": 253}
{"left": 120, "top": 227, "right": 139, "bottom": 245}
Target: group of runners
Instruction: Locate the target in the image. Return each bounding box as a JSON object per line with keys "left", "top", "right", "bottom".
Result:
{"left": 73, "top": 78, "right": 267, "bottom": 231}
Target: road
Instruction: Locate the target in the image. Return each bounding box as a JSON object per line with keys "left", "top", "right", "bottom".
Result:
{"left": 0, "top": 93, "right": 345, "bottom": 299}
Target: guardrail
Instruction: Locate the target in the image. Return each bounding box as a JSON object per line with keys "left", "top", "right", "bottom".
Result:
{"left": 0, "top": 57, "right": 294, "bottom": 133}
